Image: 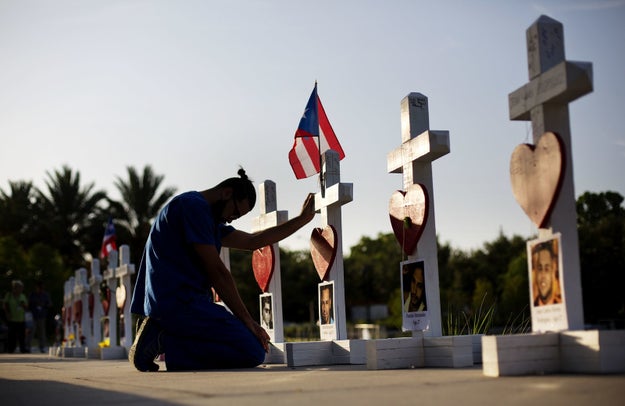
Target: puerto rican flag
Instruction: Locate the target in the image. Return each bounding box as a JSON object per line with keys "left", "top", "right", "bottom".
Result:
{"left": 288, "top": 83, "right": 345, "bottom": 179}
{"left": 100, "top": 217, "right": 117, "bottom": 259}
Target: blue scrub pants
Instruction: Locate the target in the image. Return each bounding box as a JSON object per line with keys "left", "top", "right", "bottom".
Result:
{"left": 157, "top": 294, "right": 265, "bottom": 371}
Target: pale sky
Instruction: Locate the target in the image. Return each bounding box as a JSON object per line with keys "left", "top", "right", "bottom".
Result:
{"left": 1, "top": 0, "right": 624, "bottom": 255}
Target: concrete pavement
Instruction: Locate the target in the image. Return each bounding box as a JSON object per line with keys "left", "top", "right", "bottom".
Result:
{"left": 1, "top": 353, "right": 624, "bottom": 405}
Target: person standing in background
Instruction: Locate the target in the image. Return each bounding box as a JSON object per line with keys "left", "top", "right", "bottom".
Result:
{"left": 3, "top": 280, "right": 29, "bottom": 353}
{"left": 29, "top": 281, "right": 52, "bottom": 353}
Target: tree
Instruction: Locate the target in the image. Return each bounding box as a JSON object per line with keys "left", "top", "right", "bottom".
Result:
{"left": 438, "top": 242, "right": 474, "bottom": 316}
{"left": 24, "top": 242, "right": 66, "bottom": 314}
{"left": 0, "top": 236, "right": 28, "bottom": 300}
{"left": 108, "top": 165, "right": 177, "bottom": 265}
{"left": 438, "top": 232, "right": 528, "bottom": 328}
{"left": 280, "top": 249, "right": 318, "bottom": 323}
{"left": 385, "top": 287, "right": 404, "bottom": 331}
{"left": 344, "top": 233, "right": 403, "bottom": 316}
{"left": 577, "top": 191, "right": 625, "bottom": 326}
{"left": 497, "top": 253, "right": 530, "bottom": 325}
{"left": 0, "top": 181, "right": 39, "bottom": 247}
{"left": 35, "top": 165, "right": 107, "bottom": 270}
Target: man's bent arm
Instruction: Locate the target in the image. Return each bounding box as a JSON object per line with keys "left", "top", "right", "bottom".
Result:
{"left": 222, "top": 193, "right": 316, "bottom": 250}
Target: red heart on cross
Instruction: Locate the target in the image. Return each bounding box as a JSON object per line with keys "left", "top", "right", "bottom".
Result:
{"left": 252, "top": 245, "right": 275, "bottom": 292}
{"left": 102, "top": 287, "right": 111, "bottom": 315}
{"left": 73, "top": 300, "right": 82, "bottom": 324}
{"left": 88, "top": 292, "right": 94, "bottom": 318}
{"left": 310, "top": 225, "right": 338, "bottom": 281}
{"left": 510, "top": 131, "right": 565, "bottom": 228}
{"left": 389, "top": 183, "right": 429, "bottom": 256}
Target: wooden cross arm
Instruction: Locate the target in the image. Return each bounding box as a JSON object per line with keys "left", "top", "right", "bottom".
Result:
{"left": 387, "top": 130, "right": 450, "bottom": 174}
{"left": 115, "top": 263, "right": 135, "bottom": 278}
{"left": 89, "top": 275, "right": 103, "bottom": 285}
{"left": 251, "top": 210, "right": 289, "bottom": 233}
{"left": 509, "top": 61, "right": 593, "bottom": 121}
{"left": 314, "top": 183, "right": 353, "bottom": 211}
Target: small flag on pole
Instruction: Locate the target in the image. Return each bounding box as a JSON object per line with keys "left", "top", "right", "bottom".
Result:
{"left": 288, "top": 83, "right": 345, "bottom": 179}
{"left": 100, "top": 217, "right": 117, "bottom": 259}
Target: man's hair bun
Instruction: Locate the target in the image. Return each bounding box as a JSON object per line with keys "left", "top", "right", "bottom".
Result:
{"left": 237, "top": 168, "right": 248, "bottom": 180}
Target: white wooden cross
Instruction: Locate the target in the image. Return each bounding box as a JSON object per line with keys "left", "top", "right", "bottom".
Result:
{"left": 211, "top": 248, "right": 231, "bottom": 307}
{"left": 102, "top": 250, "right": 120, "bottom": 347}
{"left": 87, "top": 259, "right": 103, "bottom": 350}
{"left": 251, "top": 180, "right": 288, "bottom": 344}
{"left": 63, "top": 277, "right": 74, "bottom": 344}
{"left": 73, "top": 267, "right": 90, "bottom": 349}
{"left": 314, "top": 149, "right": 353, "bottom": 340}
{"left": 508, "top": 15, "right": 592, "bottom": 330}
{"left": 387, "top": 92, "right": 450, "bottom": 337}
{"left": 115, "top": 245, "right": 135, "bottom": 350}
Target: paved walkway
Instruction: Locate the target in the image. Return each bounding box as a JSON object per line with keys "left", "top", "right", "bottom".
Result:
{"left": 1, "top": 353, "right": 624, "bottom": 405}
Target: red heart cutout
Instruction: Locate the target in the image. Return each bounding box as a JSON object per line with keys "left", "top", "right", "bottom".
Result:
{"left": 310, "top": 225, "right": 338, "bottom": 281}
{"left": 73, "top": 300, "right": 83, "bottom": 324}
{"left": 63, "top": 306, "right": 69, "bottom": 324}
{"left": 102, "top": 287, "right": 111, "bottom": 315}
{"left": 252, "top": 245, "right": 275, "bottom": 292}
{"left": 88, "top": 293, "right": 94, "bottom": 318}
{"left": 510, "top": 131, "right": 565, "bottom": 228}
{"left": 389, "top": 184, "right": 429, "bottom": 256}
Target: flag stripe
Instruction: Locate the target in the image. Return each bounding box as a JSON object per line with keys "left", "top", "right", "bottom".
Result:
{"left": 288, "top": 142, "right": 307, "bottom": 179}
{"left": 302, "top": 136, "right": 321, "bottom": 172}
{"left": 288, "top": 137, "right": 321, "bottom": 179}
{"left": 317, "top": 96, "right": 345, "bottom": 158}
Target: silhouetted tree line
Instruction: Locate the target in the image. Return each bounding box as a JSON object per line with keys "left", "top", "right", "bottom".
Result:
{"left": 0, "top": 165, "right": 176, "bottom": 327}
{"left": 1, "top": 165, "right": 623, "bottom": 334}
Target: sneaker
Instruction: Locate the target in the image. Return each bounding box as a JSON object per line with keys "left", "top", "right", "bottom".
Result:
{"left": 128, "top": 317, "right": 163, "bottom": 372}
